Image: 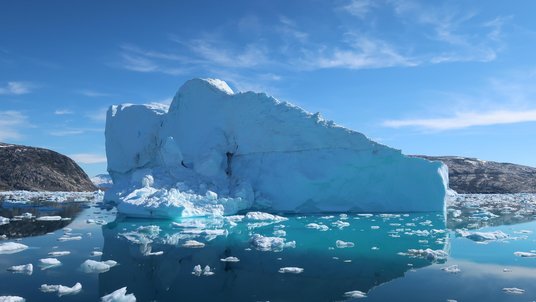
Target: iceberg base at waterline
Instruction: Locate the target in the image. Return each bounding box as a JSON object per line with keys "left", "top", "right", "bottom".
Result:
{"left": 104, "top": 78, "right": 449, "bottom": 219}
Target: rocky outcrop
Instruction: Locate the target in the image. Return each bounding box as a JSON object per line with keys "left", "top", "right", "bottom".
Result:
{"left": 415, "top": 156, "right": 536, "bottom": 193}
{"left": 0, "top": 143, "right": 96, "bottom": 191}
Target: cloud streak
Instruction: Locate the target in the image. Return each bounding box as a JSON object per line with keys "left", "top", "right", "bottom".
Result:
{"left": 0, "top": 110, "right": 29, "bottom": 141}
{"left": 383, "top": 109, "right": 536, "bottom": 130}
{"left": 0, "top": 81, "right": 33, "bottom": 95}
{"left": 69, "top": 153, "right": 107, "bottom": 164}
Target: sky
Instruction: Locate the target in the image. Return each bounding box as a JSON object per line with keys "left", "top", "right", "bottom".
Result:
{"left": 1, "top": 0, "right": 536, "bottom": 177}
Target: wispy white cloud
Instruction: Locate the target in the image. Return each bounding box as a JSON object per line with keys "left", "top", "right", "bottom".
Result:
{"left": 87, "top": 108, "right": 108, "bottom": 122}
{"left": 342, "top": 0, "right": 377, "bottom": 19}
{"left": 0, "top": 110, "right": 29, "bottom": 141}
{"left": 54, "top": 109, "right": 73, "bottom": 115}
{"left": 0, "top": 81, "right": 33, "bottom": 95}
{"left": 77, "top": 89, "right": 114, "bottom": 97}
{"left": 69, "top": 153, "right": 107, "bottom": 164}
{"left": 383, "top": 109, "right": 536, "bottom": 130}
{"left": 48, "top": 127, "right": 102, "bottom": 136}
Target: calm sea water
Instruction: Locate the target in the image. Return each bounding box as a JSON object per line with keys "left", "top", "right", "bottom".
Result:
{"left": 0, "top": 197, "right": 535, "bottom": 301}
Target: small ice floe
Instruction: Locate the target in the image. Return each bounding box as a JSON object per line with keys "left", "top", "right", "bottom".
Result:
{"left": 513, "top": 230, "right": 532, "bottom": 234}
{"left": 192, "top": 265, "right": 214, "bottom": 276}
{"left": 344, "top": 290, "right": 367, "bottom": 299}
{"left": 502, "top": 287, "right": 525, "bottom": 295}
{"left": 305, "top": 223, "right": 329, "bottom": 231}
{"left": 182, "top": 240, "right": 205, "bottom": 248}
{"left": 101, "top": 287, "right": 136, "bottom": 302}
{"left": 48, "top": 251, "right": 70, "bottom": 257}
{"left": 370, "top": 226, "right": 380, "bottom": 230}
{"left": 332, "top": 220, "right": 350, "bottom": 229}
{"left": 91, "top": 251, "right": 103, "bottom": 257}
{"left": 441, "top": 265, "right": 461, "bottom": 274}
{"left": 273, "top": 230, "right": 286, "bottom": 237}
{"left": 403, "top": 249, "right": 448, "bottom": 262}
{"left": 321, "top": 215, "right": 334, "bottom": 219}
{"left": 245, "top": 212, "right": 288, "bottom": 222}
{"left": 220, "top": 257, "right": 240, "bottom": 262}
{"left": 36, "top": 216, "right": 62, "bottom": 221}
{"left": 357, "top": 214, "right": 373, "bottom": 218}
{"left": 172, "top": 220, "right": 207, "bottom": 229}
{"left": 0, "top": 242, "right": 28, "bottom": 254}
{"left": 343, "top": 260, "right": 352, "bottom": 263}
{"left": 58, "top": 235, "right": 82, "bottom": 241}
{"left": 39, "top": 258, "right": 61, "bottom": 269}
{"left": 371, "top": 246, "right": 379, "bottom": 250}
{"left": 278, "top": 267, "right": 303, "bottom": 274}
{"left": 335, "top": 240, "right": 355, "bottom": 248}
{"left": 457, "top": 230, "right": 508, "bottom": 242}
{"left": 446, "top": 300, "right": 458, "bottom": 302}
{"left": 7, "top": 264, "right": 33, "bottom": 275}
{"left": 40, "top": 282, "right": 82, "bottom": 296}
{"left": 250, "top": 234, "right": 296, "bottom": 252}
{"left": 503, "top": 268, "right": 512, "bottom": 272}
{"left": 0, "top": 296, "right": 25, "bottom": 302}
{"left": 514, "top": 251, "right": 536, "bottom": 258}
{"left": 0, "top": 216, "right": 9, "bottom": 225}
{"left": 80, "top": 259, "right": 117, "bottom": 273}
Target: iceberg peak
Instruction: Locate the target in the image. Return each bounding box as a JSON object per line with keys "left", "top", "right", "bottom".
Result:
{"left": 105, "top": 78, "right": 448, "bottom": 219}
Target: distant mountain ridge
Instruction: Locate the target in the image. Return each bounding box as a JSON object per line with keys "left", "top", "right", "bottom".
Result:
{"left": 415, "top": 155, "right": 536, "bottom": 194}
{"left": 91, "top": 173, "right": 113, "bottom": 190}
{"left": 0, "top": 142, "right": 96, "bottom": 192}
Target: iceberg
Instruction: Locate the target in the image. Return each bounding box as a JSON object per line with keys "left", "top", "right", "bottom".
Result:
{"left": 105, "top": 78, "right": 448, "bottom": 219}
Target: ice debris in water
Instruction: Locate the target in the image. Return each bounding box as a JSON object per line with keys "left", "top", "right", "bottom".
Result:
{"left": 192, "top": 265, "right": 214, "bottom": 276}
{"left": 36, "top": 216, "right": 62, "bottom": 221}
{"left": 513, "top": 251, "right": 536, "bottom": 257}
{"left": 332, "top": 220, "right": 350, "bottom": 229}
{"left": 0, "top": 296, "right": 25, "bottom": 302}
{"left": 48, "top": 251, "right": 70, "bottom": 257}
{"left": 91, "top": 251, "right": 104, "bottom": 257}
{"left": 80, "top": 259, "right": 118, "bottom": 273}
{"left": 344, "top": 290, "right": 367, "bottom": 299}
{"left": 0, "top": 242, "right": 28, "bottom": 254}
{"left": 0, "top": 216, "right": 9, "bottom": 225}
{"left": 100, "top": 287, "right": 136, "bottom": 302}
{"left": 58, "top": 235, "right": 82, "bottom": 241}
{"left": 40, "top": 283, "right": 82, "bottom": 296}
{"left": 7, "top": 264, "right": 33, "bottom": 275}
{"left": 502, "top": 287, "right": 525, "bottom": 295}
{"left": 182, "top": 240, "right": 205, "bottom": 248}
{"left": 456, "top": 230, "right": 508, "bottom": 242}
{"left": 245, "top": 212, "right": 287, "bottom": 222}
{"left": 250, "top": 234, "right": 296, "bottom": 252}
{"left": 39, "top": 258, "right": 61, "bottom": 269}
{"left": 441, "top": 265, "right": 461, "bottom": 273}
{"left": 305, "top": 223, "right": 329, "bottom": 231}
{"left": 403, "top": 249, "right": 448, "bottom": 262}
{"left": 278, "top": 267, "right": 304, "bottom": 274}
{"left": 220, "top": 256, "right": 240, "bottom": 262}
{"left": 336, "top": 240, "right": 355, "bottom": 248}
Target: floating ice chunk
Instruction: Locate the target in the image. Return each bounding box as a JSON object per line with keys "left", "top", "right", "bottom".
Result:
{"left": 457, "top": 230, "right": 508, "bottom": 242}
{"left": 332, "top": 220, "right": 350, "bottom": 229}
{"left": 245, "top": 212, "right": 288, "bottom": 222}
{"left": 404, "top": 249, "right": 448, "bottom": 262}
{"left": 182, "top": 240, "right": 205, "bottom": 248}
{"left": 336, "top": 240, "right": 355, "bottom": 248}
{"left": 370, "top": 226, "right": 380, "bottom": 230}
{"left": 58, "top": 235, "right": 82, "bottom": 241}
{"left": 172, "top": 220, "right": 207, "bottom": 229}
{"left": 7, "top": 264, "right": 33, "bottom": 275}
{"left": 192, "top": 265, "right": 202, "bottom": 276}
{"left": 344, "top": 290, "right": 367, "bottom": 299}
{"left": 514, "top": 251, "right": 536, "bottom": 257}
{"left": 220, "top": 256, "right": 240, "bottom": 262}
{"left": 0, "top": 216, "right": 9, "bottom": 225}
{"left": 40, "top": 283, "right": 82, "bottom": 296}
{"left": 305, "top": 223, "right": 329, "bottom": 231}
{"left": 91, "top": 251, "right": 104, "bottom": 257}
{"left": 203, "top": 265, "right": 214, "bottom": 276}
{"left": 100, "top": 287, "right": 136, "bottom": 302}
{"left": 278, "top": 267, "right": 304, "bottom": 274}
{"left": 273, "top": 230, "right": 286, "bottom": 237}
{"left": 0, "top": 242, "right": 28, "bottom": 254}
{"left": 80, "top": 259, "right": 117, "bottom": 273}
{"left": 502, "top": 288, "right": 525, "bottom": 295}
{"left": 39, "top": 258, "right": 61, "bottom": 269}
{"left": 503, "top": 268, "right": 512, "bottom": 272}
{"left": 250, "top": 234, "right": 295, "bottom": 252}
{"left": 513, "top": 230, "right": 532, "bottom": 234}
{"left": 48, "top": 251, "right": 70, "bottom": 257}
{"left": 371, "top": 246, "right": 379, "bottom": 250}
{"left": 441, "top": 265, "right": 460, "bottom": 273}
{"left": 36, "top": 216, "right": 62, "bottom": 221}
{"left": 0, "top": 296, "right": 25, "bottom": 302}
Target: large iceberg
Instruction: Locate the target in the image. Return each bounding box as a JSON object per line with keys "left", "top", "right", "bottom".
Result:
{"left": 105, "top": 78, "right": 448, "bottom": 219}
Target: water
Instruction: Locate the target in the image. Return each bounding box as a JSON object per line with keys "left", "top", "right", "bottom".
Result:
{"left": 0, "top": 195, "right": 535, "bottom": 301}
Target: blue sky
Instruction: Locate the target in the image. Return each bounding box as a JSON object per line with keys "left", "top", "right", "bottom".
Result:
{"left": 1, "top": 0, "right": 536, "bottom": 177}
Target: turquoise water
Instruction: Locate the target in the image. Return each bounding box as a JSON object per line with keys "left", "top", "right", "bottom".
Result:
{"left": 0, "top": 198, "right": 535, "bottom": 301}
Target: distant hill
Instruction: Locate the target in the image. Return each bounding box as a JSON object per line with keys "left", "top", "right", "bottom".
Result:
{"left": 0, "top": 143, "right": 96, "bottom": 191}
{"left": 415, "top": 155, "right": 536, "bottom": 194}
{"left": 91, "top": 173, "right": 113, "bottom": 190}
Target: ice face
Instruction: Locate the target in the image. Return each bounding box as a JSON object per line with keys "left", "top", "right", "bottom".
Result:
{"left": 105, "top": 78, "right": 448, "bottom": 219}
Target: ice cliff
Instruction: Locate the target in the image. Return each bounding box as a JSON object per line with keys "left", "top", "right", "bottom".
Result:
{"left": 104, "top": 78, "right": 448, "bottom": 219}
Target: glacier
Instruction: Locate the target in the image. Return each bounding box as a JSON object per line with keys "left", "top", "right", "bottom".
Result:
{"left": 104, "top": 78, "right": 448, "bottom": 219}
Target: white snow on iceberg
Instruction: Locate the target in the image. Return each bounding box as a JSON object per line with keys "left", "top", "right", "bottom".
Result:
{"left": 104, "top": 78, "right": 448, "bottom": 219}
